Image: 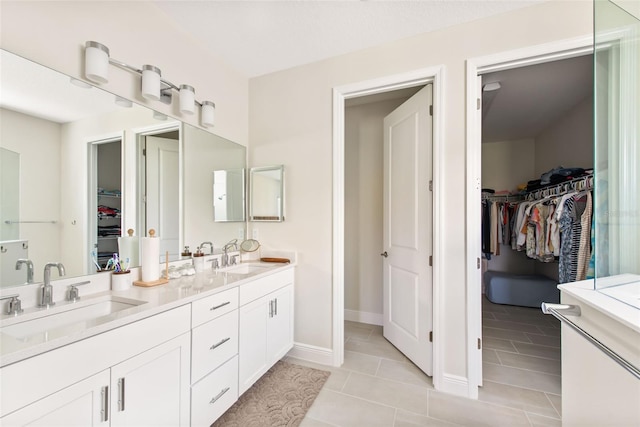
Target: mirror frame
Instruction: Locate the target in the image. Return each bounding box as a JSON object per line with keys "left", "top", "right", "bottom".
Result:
{"left": 249, "top": 165, "right": 284, "bottom": 222}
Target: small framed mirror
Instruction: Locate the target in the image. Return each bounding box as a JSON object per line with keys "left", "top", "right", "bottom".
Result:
{"left": 249, "top": 165, "right": 284, "bottom": 222}
{"left": 213, "top": 168, "right": 246, "bottom": 222}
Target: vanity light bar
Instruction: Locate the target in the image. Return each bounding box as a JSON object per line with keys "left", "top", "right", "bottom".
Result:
{"left": 84, "top": 41, "right": 216, "bottom": 127}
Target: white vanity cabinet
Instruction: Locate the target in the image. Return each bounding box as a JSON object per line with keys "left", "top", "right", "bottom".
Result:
{"left": 110, "top": 333, "right": 191, "bottom": 426}
{"left": 0, "top": 370, "right": 111, "bottom": 426}
{"left": 238, "top": 269, "right": 294, "bottom": 395}
{"left": 0, "top": 306, "right": 191, "bottom": 426}
{"left": 190, "top": 288, "right": 240, "bottom": 426}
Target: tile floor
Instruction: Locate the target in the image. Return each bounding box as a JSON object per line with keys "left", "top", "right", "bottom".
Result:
{"left": 287, "top": 297, "right": 562, "bottom": 426}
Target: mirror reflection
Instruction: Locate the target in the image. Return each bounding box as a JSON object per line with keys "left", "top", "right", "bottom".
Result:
{"left": 0, "top": 49, "right": 246, "bottom": 287}
{"left": 249, "top": 165, "right": 284, "bottom": 222}
{"left": 213, "top": 169, "right": 246, "bottom": 222}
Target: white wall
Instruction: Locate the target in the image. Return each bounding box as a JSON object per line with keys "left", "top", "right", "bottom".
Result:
{"left": 481, "top": 139, "right": 537, "bottom": 276}
{"left": 0, "top": 108, "right": 61, "bottom": 283}
{"left": 344, "top": 98, "right": 406, "bottom": 322}
{"left": 0, "top": 1, "right": 249, "bottom": 147}
{"left": 535, "top": 96, "right": 594, "bottom": 176}
{"left": 249, "top": 0, "right": 593, "bottom": 385}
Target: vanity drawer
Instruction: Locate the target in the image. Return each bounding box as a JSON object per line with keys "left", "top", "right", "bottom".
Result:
{"left": 192, "top": 287, "right": 238, "bottom": 327}
{"left": 191, "top": 355, "right": 238, "bottom": 426}
{"left": 192, "top": 310, "right": 238, "bottom": 382}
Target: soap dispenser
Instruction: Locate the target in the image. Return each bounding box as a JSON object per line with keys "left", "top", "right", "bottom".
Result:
{"left": 192, "top": 246, "right": 205, "bottom": 273}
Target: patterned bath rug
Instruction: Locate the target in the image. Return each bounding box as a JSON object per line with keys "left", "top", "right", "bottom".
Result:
{"left": 212, "top": 360, "right": 330, "bottom": 427}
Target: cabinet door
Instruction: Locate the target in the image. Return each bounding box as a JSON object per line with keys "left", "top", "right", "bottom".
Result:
{"left": 110, "top": 333, "right": 190, "bottom": 427}
{"left": 238, "top": 296, "right": 269, "bottom": 395}
{"left": 1, "top": 370, "right": 110, "bottom": 426}
{"left": 267, "top": 284, "right": 294, "bottom": 363}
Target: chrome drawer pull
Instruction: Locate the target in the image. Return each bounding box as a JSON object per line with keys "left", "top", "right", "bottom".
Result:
{"left": 209, "top": 387, "right": 230, "bottom": 404}
{"left": 210, "top": 337, "right": 231, "bottom": 350}
{"left": 117, "top": 377, "right": 125, "bottom": 412}
{"left": 210, "top": 301, "right": 231, "bottom": 311}
{"left": 101, "top": 386, "right": 109, "bottom": 422}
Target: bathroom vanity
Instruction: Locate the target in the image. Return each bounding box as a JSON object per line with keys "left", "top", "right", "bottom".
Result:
{"left": 0, "top": 259, "right": 295, "bottom": 426}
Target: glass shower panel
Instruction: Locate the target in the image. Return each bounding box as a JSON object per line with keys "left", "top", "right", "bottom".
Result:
{"left": 593, "top": 0, "right": 640, "bottom": 306}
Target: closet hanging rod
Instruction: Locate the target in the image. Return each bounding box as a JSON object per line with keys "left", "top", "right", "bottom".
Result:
{"left": 4, "top": 220, "right": 58, "bottom": 225}
{"left": 525, "top": 173, "right": 593, "bottom": 201}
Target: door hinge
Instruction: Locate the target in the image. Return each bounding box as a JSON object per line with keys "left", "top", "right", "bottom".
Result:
{"left": 429, "top": 331, "right": 433, "bottom": 342}
{"left": 477, "top": 257, "right": 480, "bottom": 269}
{"left": 429, "top": 180, "right": 433, "bottom": 191}
{"left": 429, "top": 105, "right": 433, "bottom": 116}
{"left": 142, "top": 148, "right": 146, "bottom": 156}
{"left": 478, "top": 338, "right": 482, "bottom": 350}
{"left": 429, "top": 255, "right": 433, "bottom": 266}
{"left": 477, "top": 98, "right": 481, "bottom": 110}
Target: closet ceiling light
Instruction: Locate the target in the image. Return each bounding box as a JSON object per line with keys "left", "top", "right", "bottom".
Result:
{"left": 84, "top": 41, "right": 110, "bottom": 84}
{"left": 153, "top": 111, "right": 167, "bottom": 121}
{"left": 483, "top": 82, "right": 501, "bottom": 92}
{"left": 70, "top": 77, "right": 92, "bottom": 89}
{"left": 115, "top": 96, "right": 132, "bottom": 108}
{"left": 201, "top": 101, "right": 215, "bottom": 127}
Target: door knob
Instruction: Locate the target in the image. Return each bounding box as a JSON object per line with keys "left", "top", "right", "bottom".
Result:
{"left": 380, "top": 251, "right": 388, "bottom": 258}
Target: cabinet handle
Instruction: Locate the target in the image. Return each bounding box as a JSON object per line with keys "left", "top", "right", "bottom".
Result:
{"left": 209, "top": 387, "right": 230, "bottom": 404}
{"left": 274, "top": 298, "right": 278, "bottom": 316}
{"left": 269, "top": 300, "right": 273, "bottom": 318}
{"left": 117, "top": 377, "right": 125, "bottom": 412}
{"left": 101, "top": 386, "right": 109, "bottom": 422}
{"left": 210, "top": 337, "right": 231, "bottom": 350}
{"left": 210, "top": 301, "right": 231, "bottom": 311}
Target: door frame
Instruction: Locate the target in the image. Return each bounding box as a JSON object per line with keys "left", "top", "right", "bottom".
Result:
{"left": 332, "top": 65, "right": 445, "bottom": 388}
{"left": 87, "top": 132, "right": 124, "bottom": 273}
{"left": 131, "top": 122, "right": 181, "bottom": 241}
{"left": 465, "top": 35, "right": 593, "bottom": 397}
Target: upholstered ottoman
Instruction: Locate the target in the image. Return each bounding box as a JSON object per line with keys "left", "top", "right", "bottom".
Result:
{"left": 484, "top": 271, "right": 559, "bottom": 308}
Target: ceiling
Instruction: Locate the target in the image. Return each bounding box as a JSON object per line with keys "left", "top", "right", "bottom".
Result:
{"left": 152, "top": 0, "right": 547, "bottom": 78}
{"left": 482, "top": 53, "right": 593, "bottom": 142}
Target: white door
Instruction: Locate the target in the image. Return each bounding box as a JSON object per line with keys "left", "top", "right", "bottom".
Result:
{"left": 145, "top": 136, "right": 179, "bottom": 261}
{"left": 382, "top": 84, "right": 433, "bottom": 376}
{"left": 476, "top": 75, "right": 484, "bottom": 386}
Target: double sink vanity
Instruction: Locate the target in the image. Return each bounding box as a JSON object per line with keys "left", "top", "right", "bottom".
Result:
{"left": 0, "top": 254, "right": 295, "bottom": 426}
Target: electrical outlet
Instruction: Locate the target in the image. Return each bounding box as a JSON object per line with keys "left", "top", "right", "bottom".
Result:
{"left": 238, "top": 228, "right": 245, "bottom": 240}
{"left": 252, "top": 229, "right": 259, "bottom": 240}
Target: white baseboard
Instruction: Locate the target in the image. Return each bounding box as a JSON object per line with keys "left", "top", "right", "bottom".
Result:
{"left": 287, "top": 342, "right": 334, "bottom": 366}
{"left": 439, "top": 373, "right": 472, "bottom": 397}
{"left": 344, "top": 309, "right": 383, "bottom": 326}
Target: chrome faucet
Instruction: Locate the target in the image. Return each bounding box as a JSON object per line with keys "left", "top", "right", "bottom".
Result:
{"left": 221, "top": 240, "right": 238, "bottom": 267}
{"left": 200, "top": 241, "right": 214, "bottom": 255}
{"left": 15, "top": 259, "right": 34, "bottom": 284}
{"left": 39, "top": 262, "right": 65, "bottom": 307}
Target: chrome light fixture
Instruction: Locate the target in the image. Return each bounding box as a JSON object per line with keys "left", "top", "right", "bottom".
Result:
{"left": 201, "top": 101, "right": 215, "bottom": 127}
{"left": 141, "top": 65, "right": 162, "bottom": 100}
{"left": 82, "top": 41, "right": 216, "bottom": 126}
{"left": 179, "top": 85, "right": 196, "bottom": 114}
{"left": 85, "top": 41, "right": 110, "bottom": 83}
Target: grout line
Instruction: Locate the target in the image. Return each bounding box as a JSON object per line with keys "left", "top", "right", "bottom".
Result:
{"left": 483, "top": 360, "right": 561, "bottom": 377}
{"left": 544, "top": 392, "right": 562, "bottom": 419}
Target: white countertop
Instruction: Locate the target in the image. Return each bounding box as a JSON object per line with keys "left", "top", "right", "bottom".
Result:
{"left": 0, "top": 260, "right": 295, "bottom": 368}
{"left": 558, "top": 274, "right": 640, "bottom": 334}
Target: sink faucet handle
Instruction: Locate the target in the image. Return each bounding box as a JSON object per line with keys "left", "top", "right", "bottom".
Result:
{"left": 67, "top": 281, "right": 91, "bottom": 302}
{"left": 0, "top": 294, "right": 24, "bottom": 315}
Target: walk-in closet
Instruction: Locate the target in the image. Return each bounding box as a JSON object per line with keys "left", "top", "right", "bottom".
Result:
{"left": 480, "top": 53, "right": 594, "bottom": 403}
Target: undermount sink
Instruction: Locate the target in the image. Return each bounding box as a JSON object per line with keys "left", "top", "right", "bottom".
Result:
{"left": 222, "top": 263, "right": 273, "bottom": 275}
{"left": 1, "top": 296, "right": 147, "bottom": 340}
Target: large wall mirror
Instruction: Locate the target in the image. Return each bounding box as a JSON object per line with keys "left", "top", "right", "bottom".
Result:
{"left": 0, "top": 49, "right": 246, "bottom": 287}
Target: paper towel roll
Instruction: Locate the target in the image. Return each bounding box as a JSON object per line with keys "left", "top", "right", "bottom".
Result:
{"left": 118, "top": 229, "right": 139, "bottom": 269}
{"left": 141, "top": 231, "right": 160, "bottom": 282}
